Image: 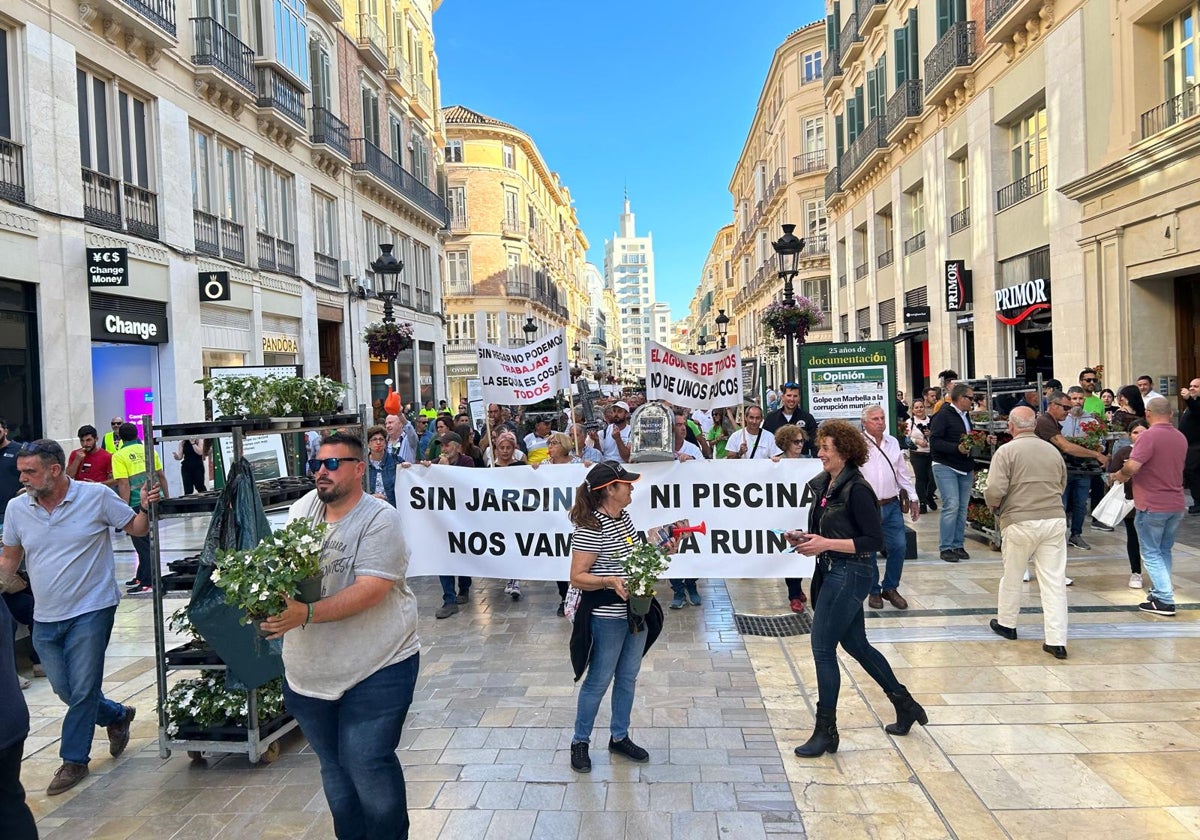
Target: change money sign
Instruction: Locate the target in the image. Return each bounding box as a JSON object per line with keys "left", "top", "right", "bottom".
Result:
{"left": 799, "top": 341, "right": 897, "bottom": 431}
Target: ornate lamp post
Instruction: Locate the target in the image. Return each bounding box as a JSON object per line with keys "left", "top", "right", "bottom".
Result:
{"left": 697, "top": 334, "right": 709, "bottom": 355}
{"left": 523, "top": 316, "right": 537, "bottom": 343}
{"left": 770, "top": 224, "right": 806, "bottom": 382}
{"left": 363, "top": 244, "right": 411, "bottom": 387}
{"left": 370, "top": 244, "right": 403, "bottom": 325}
{"left": 571, "top": 341, "right": 582, "bottom": 381}
{"left": 715, "top": 309, "right": 730, "bottom": 350}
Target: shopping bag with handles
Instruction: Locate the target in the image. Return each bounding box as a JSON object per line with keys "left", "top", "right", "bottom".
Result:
{"left": 1091, "top": 480, "right": 1135, "bottom": 529}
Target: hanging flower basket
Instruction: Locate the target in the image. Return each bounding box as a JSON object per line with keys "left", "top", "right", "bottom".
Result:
{"left": 363, "top": 321, "right": 414, "bottom": 361}
{"left": 761, "top": 297, "right": 825, "bottom": 341}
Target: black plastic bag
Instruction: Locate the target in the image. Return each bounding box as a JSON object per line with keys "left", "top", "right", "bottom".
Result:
{"left": 187, "top": 457, "right": 284, "bottom": 690}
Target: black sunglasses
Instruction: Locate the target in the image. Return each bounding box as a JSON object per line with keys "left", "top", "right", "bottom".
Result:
{"left": 1054, "top": 402, "right": 1072, "bottom": 409}
{"left": 1081, "top": 378, "right": 1097, "bottom": 383}
{"left": 111, "top": 421, "right": 122, "bottom": 427}
{"left": 19, "top": 442, "right": 58, "bottom": 456}
{"left": 308, "top": 456, "right": 361, "bottom": 472}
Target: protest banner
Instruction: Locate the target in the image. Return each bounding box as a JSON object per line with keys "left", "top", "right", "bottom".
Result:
{"left": 476, "top": 328, "right": 570, "bottom": 405}
{"left": 645, "top": 341, "right": 742, "bottom": 409}
{"left": 396, "top": 459, "right": 820, "bottom": 579}
{"left": 799, "top": 341, "right": 896, "bottom": 431}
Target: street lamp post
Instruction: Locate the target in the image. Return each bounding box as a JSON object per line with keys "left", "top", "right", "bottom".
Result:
{"left": 770, "top": 224, "right": 805, "bottom": 382}
{"left": 370, "top": 243, "right": 405, "bottom": 383}
{"left": 523, "top": 316, "right": 538, "bottom": 343}
{"left": 715, "top": 309, "right": 729, "bottom": 350}
{"left": 697, "top": 334, "right": 708, "bottom": 355}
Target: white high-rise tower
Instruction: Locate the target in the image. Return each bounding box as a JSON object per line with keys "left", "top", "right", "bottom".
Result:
{"left": 604, "top": 197, "right": 657, "bottom": 379}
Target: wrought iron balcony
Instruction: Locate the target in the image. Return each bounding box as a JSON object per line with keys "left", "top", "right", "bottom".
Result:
{"left": 839, "top": 118, "right": 887, "bottom": 182}
{"left": 823, "top": 47, "right": 843, "bottom": 90}
{"left": 501, "top": 217, "right": 525, "bottom": 238}
{"left": 996, "top": 166, "right": 1047, "bottom": 211}
{"left": 838, "top": 273, "right": 847, "bottom": 288}
{"left": 349, "top": 138, "right": 448, "bottom": 225}
{"left": 949, "top": 207, "right": 971, "bottom": 233}
{"left": 825, "top": 166, "right": 843, "bottom": 201}
{"left": 411, "top": 74, "right": 433, "bottom": 116}
{"left": 355, "top": 13, "right": 387, "bottom": 71}
{"left": 840, "top": 13, "right": 863, "bottom": 64}
{"left": 854, "top": 261, "right": 869, "bottom": 280}
{"left": 0, "top": 138, "right": 25, "bottom": 203}
{"left": 886, "top": 79, "right": 923, "bottom": 140}
{"left": 448, "top": 211, "right": 469, "bottom": 233}
{"left": 924, "top": 21, "right": 977, "bottom": 102}
{"left": 191, "top": 17, "right": 255, "bottom": 92}
{"left": 857, "top": 0, "right": 887, "bottom": 34}
{"left": 314, "top": 252, "right": 339, "bottom": 286}
{"left": 255, "top": 66, "right": 305, "bottom": 127}
{"left": 984, "top": 0, "right": 1042, "bottom": 44}
{"left": 793, "top": 149, "right": 827, "bottom": 175}
{"left": 385, "top": 47, "right": 410, "bottom": 94}
{"left": 903, "top": 230, "right": 926, "bottom": 255}
{"left": 82, "top": 168, "right": 160, "bottom": 240}
{"left": 877, "top": 249, "right": 894, "bottom": 269}
{"left": 507, "top": 280, "right": 532, "bottom": 298}
{"left": 1140, "top": 86, "right": 1200, "bottom": 140}
{"left": 194, "top": 210, "right": 244, "bottom": 261}
{"left": 257, "top": 231, "right": 277, "bottom": 271}
{"left": 443, "top": 277, "right": 474, "bottom": 296}
{"left": 806, "top": 234, "right": 829, "bottom": 256}
{"left": 310, "top": 106, "right": 350, "bottom": 158}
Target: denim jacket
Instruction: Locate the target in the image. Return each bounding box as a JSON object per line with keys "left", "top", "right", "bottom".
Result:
{"left": 366, "top": 452, "right": 398, "bottom": 507}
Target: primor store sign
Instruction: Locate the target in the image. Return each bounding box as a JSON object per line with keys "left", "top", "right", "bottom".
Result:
{"left": 994, "top": 277, "right": 1051, "bottom": 325}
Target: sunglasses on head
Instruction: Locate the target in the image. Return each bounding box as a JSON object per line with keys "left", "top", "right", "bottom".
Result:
{"left": 308, "top": 456, "right": 361, "bottom": 472}
{"left": 19, "top": 442, "right": 56, "bottom": 456}
{"left": 782, "top": 382, "right": 799, "bottom": 390}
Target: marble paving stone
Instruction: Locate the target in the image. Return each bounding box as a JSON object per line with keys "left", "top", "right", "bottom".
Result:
{"left": 1081, "top": 752, "right": 1200, "bottom": 806}
{"left": 952, "top": 753, "right": 1129, "bottom": 809}
{"left": 482, "top": 809, "right": 538, "bottom": 840}
{"left": 996, "top": 807, "right": 1199, "bottom": 840}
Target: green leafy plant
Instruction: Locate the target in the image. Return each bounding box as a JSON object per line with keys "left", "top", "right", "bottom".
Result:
{"left": 167, "top": 606, "right": 204, "bottom": 644}
{"left": 622, "top": 541, "right": 671, "bottom": 598}
{"left": 363, "top": 321, "right": 414, "bottom": 361}
{"left": 159, "top": 673, "right": 285, "bottom": 737}
{"left": 212, "top": 518, "right": 328, "bottom": 623}
{"left": 760, "top": 297, "right": 825, "bottom": 341}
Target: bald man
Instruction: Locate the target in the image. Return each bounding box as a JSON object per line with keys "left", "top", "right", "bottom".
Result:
{"left": 984, "top": 406, "right": 1071, "bottom": 659}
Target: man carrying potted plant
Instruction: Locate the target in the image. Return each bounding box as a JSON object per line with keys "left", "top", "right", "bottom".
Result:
{"left": 260, "top": 432, "right": 420, "bottom": 840}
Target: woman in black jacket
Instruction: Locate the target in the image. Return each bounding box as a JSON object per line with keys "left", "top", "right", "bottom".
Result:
{"left": 786, "top": 420, "right": 928, "bottom": 757}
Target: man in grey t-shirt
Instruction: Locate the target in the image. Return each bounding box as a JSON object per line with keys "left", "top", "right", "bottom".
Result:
{"left": 1, "top": 439, "right": 160, "bottom": 796}
{"left": 260, "top": 431, "right": 419, "bottom": 840}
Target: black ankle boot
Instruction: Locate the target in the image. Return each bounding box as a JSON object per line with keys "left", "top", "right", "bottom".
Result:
{"left": 884, "top": 687, "right": 928, "bottom": 735}
{"left": 794, "top": 706, "right": 839, "bottom": 757}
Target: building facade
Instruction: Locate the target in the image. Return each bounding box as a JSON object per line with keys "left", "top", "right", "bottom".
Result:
{"left": 726, "top": 21, "right": 834, "bottom": 385}
{"left": 439, "top": 105, "right": 591, "bottom": 405}
{"left": 605, "top": 198, "right": 657, "bottom": 379}
{"left": 0, "top": 0, "right": 447, "bottom": 454}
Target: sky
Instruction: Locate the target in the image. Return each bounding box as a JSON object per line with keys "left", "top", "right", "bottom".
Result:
{"left": 433, "top": 0, "right": 826, "bottom": 324}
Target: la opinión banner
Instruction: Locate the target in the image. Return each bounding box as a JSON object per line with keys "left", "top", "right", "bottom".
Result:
{"left": 645, "top": 341, "right": 743, "bottom": 409}
{"left": 476, "top": 328, "right": 571, "bottom": 405}
{"left": 396, "top": 459, "right": 821, "bottom": 579}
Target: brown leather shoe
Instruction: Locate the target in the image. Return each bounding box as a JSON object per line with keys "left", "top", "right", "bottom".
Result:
{"left": 107, "top": 706, "right": 135, "bottom": 757}
{"left": 881, "top": 589, "right": 908, "bottom": 610}
{"left": 868, "top": 593, "right": 884, "bottom": 610}
{"left": 47, "top": 761, "right": 89, "bottom": 795}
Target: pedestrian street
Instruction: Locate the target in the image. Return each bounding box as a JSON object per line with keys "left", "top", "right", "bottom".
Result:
{"left": 18, "top": 511, "right": 1200, "bottom": 840}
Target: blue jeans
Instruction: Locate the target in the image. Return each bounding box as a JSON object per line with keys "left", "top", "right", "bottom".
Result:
{"left": 32, "top": 605, "right": 127, "bottom": 765}
{"left": 871, "top": 501, "right": 908, "bottom": 594}
{"left": 438, "top": 576, "right": 471, "bottom": 605}
{"left": 932, "top": 463, "right": 973, "bottom": 552}
{"left": 573, "top": 616, "right": 646, "bottom": 744}
{"left": 284, "top": 653, "right": 419, "bottom": 840}
{"left": 1062, "top": 475, "right": 1090, "bottom": 538}
{"left": 1134, "top": 510, "right": 1182, "bottom": 605}
{"left": 810, "top": 559, "right": 902, "bottom": 710}
{"left": 669, "top": 579, "right": 698, "bottom": 596}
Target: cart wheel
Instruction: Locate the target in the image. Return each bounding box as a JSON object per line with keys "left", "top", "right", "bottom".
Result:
{"left": 187, "top": 750, "right": 206, "bottom": 763}
{"left": 257, "top": 741, "right": 281, "bottom": 765}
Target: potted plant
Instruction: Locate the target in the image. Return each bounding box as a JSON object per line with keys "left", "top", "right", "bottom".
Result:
{"left": 212, "top": 518, "right": 329, "bottom": 631}
{"left": 160, "top": 672, "right": 286, "bottom": 739}
{"left": 297, "top": 376, "right": 347, "bottom": 421}
{"left": 197, "top": 375, "right": 273, "bottom": 425}
{"left": 363, "top": 321, "right": 414, "bottom": 360}
{"left": 760, "top": 297, "right": 825, "bottom": 343}
{"left": 622, "top": 541, "right": 671, "bottom": 617}
{"left": 958, "top": 429, "right": 990, "bottom": 458}
{"left": 165, "top": 605, "right": 222, "bottom": 666}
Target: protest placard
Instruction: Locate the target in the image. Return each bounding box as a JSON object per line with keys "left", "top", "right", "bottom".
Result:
{"left": 799, "top": 341, "right": 897, "bottom": 430}
{"left": 645, "top": 341, "right": 742, "bottom": 409}
{"left": 476, "top": 328, "right": 570, "bottom": 405}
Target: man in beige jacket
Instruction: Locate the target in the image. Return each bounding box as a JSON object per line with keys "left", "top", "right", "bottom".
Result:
{"left": 983, "top": 406, "right": 1070, "bottom": 659}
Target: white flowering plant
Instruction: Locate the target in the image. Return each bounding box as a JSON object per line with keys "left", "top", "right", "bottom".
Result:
{"left": 159, "top": 673, "right": 285, "bottom": 736}
{"left": 212, "top": 518, "right": 328, "bottom": 624}
{"left": 167, "top": 605, "right": 203, "bottom": 644}
{"left": 622, "top": 541, "right": 671, "bottom": 598}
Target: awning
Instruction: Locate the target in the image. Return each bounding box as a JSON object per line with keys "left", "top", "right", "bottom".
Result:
{"left": 892, "top": 328, "right": 928, "bottom": 343}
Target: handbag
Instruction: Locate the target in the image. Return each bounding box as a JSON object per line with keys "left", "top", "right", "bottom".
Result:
{"left": 865, "top": 434, "right": 912, "bottom": 509}
{"left": 1092, "top": 480, "right": 1135, "bottom": 528}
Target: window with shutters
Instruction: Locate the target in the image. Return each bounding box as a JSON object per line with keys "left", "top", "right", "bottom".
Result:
{"left": 878, "top": 298, "right": 896, "bottom": 338}
{"left": 905, "top": 286, "right": 929, "bottom": 307}
{"left": 894, "top": 10, "right": 920, "bottom": 85}
{"left": 309, "top": 37, "right": 332, "bottom": 111}
{"left": 840, "top": 313, "right": 849, "bottom": 342}
{"left": 856, "top": 307, "right": 871, "bottom": 338}
{"left": 485, "top": 312, "right": 500, "bottom": 344}
{"left": 361, "top": 85, "right": 381, "bottom": 147}
{"left": 312, "top": 191, "right": 337, "bottom": 258}
{"left": 802, "top": 50, "right": 823, "bottom": 83}
{"left": 936, "top": 0, "right": 967, "bottom": 39}
{"left": 502, "top": 143, "right": 515, "bottom": 169}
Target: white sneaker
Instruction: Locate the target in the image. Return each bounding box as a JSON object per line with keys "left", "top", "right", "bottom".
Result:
{"left": 503, "top": 580, "right": 515, "bottom": 596}
{"left": 1022, "top": 569, "right": 1031, "bottom": 582}
{"left": 507, "top": 579, "right": 521, "bottom": 601}
{"left": 1065, "top": 577, "right": 1074, "bottom": 586}
{"left": 1129, "top": 573, "right": 1143, "bottom": 588}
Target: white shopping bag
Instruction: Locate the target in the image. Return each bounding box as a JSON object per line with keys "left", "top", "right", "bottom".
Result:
{"left": 1092, "top": 480, "right": 1134, "bottom": 528}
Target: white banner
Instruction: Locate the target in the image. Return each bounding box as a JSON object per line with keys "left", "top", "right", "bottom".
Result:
{"left": 476, "top": 329, "right": 570, "bottom": 405}
{"left": 645, "top": 341, "right": 743, "bottom": 409}
{"left": 396, "top": 459, "right": 821, "bottom": 579}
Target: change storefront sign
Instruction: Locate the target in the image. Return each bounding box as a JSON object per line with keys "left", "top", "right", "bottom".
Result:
{"left": 799, "top": 341, "right": 897, "bottom": 431}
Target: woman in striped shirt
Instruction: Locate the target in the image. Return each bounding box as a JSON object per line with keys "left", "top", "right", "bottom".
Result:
{"left": 567, "top": 461, "right": 653, "bottom": 774}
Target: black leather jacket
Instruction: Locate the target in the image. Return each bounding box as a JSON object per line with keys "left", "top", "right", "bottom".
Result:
{"left": 805, "top": 465, "right": 884, "bottom": 560}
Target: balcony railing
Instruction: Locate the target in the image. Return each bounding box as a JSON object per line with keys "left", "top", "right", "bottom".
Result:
{"left": 194, "top": 210, "right": 220, "bottom": 255}
{"left": 257, "top": 231, "right": 277, "bottom": 271}
{"left": 838, "top": 273, "right": 847, "bottom": 288}
{"left": 840, "top": 118, "right": 887, "bottom": 181}
{"left": 857, "top": 0, "right": 887, "bottom": 32}
{"left": 256, "top": 66, "right": 305, "bottom": 127}
{"left": 825, "top": 166, "right": 843, "bottom": 201}
{"left": 877, "top": 249, "right": 894, "bottom": 269}
{"left": 996, "top": 166, "right": 1047, "bottom": 211}
{"left": 0, "top": 138, "right": 26, "bottom": 203}
{"left": 310, "top": 106, "right": 350, "bottom": 158}
{"left": 507, "top": 280, "right": 531, "bottom": 298}
{"left": 314, "top": 252, "right": 339, "bottom": 286}
{"left": 349, "top": 138, "right": 448, "bottom": 224}
{"left": 949, "top": 206, "right": 971, "bottom": 233}
{"left": 385, "top": 47, "right": 409, "bottom": 86}
{"left": 984, "top": 0, "right": 1021, "bottom": 30}
{"left": 82, "top": 168, "right": 159, "bottom": 239}
{"left": 191, "top": 17, "right": 255, "bottom": 92}
{"left": 501, "top": 217, "right": 525, "bottom": 238}
{"left": 903, "top": 230, "right": 926, "bottom": 255}
{"left": 444, "top": 278, "right": 474, "bottom": 295}
{"left": 924, "top": 21, "right": 976, "bottom": 98}
{"left": 356, "top": 12, "right": 386, "bottom": 56}
{"left": 276, "top": 239, "right": 295, "bottom": 274}
{"left": 839, "top": 13, "right": 862, "bottom": 61}
{"left": 824, "top": 47, "right": 843, "bottom": 87}
{"left": 122, "top": 0, "right": 177, "bottom": 36}
{"left": 854, "top": 261, "right": 869, "bottom": 280}
{"left": 793, "top": 149, "right": 826, "bottom": 175}
{"left": 806, "top": 234, "right": 829, "bottom": 255}
{"left": 413, "top": 74, "right": 432, "bottom": 110}
{"left": 220, "top": 218, "right": 245, "bottom": 261}
{"left": 1140, "top": 86, "right": 1200, "bottom": 139}
{"left": 885, "top": 78, "right": 923, "bottom": 137}
{"left": 448, "top": 211, "right": 469, "bottom": 232}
